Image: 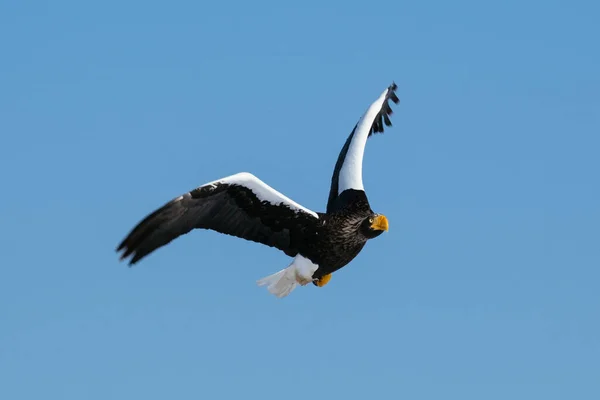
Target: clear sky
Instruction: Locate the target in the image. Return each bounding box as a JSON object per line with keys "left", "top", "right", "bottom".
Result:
{"left": 1, "top": 1, "right": 598, "bottom": 399}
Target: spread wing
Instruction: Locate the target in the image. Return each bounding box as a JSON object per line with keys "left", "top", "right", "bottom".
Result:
{"left": 116, "top": 172, "right": 319, "bottom": 265}
{"left": 326, "top": 82, "right": 399, "bottom": 213}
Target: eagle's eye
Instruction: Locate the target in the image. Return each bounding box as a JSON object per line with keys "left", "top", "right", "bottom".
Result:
{"left": 368, "top": 218, "right": 374, "bottom": 224}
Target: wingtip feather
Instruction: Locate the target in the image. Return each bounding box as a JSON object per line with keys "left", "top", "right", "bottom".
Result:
{"left": 388, "top": 82, "right": 400, "bottom": 104}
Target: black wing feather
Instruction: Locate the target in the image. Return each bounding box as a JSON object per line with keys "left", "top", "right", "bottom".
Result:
{"left": 117, "top": 181, "right": 318, "bottom": 265}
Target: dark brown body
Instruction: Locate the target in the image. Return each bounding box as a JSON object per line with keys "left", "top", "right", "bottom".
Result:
{"left": 297, "top": 189, "right": 377, "bottom": 279}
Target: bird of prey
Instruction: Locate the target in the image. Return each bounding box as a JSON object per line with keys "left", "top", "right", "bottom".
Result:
{"left": 116, "top": 82, "right": 400, "bottom": 298}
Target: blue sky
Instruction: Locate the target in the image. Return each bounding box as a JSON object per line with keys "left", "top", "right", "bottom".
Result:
{"left": 1, "top": 0, "right": 599, "bottom": 399}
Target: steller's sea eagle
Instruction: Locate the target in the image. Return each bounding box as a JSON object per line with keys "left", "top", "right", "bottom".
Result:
{"left": 116, "top": 83, "right": 400, "bottom": 298}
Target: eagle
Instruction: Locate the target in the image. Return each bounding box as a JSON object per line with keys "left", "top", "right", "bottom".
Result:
{"left": 116, "top": 82, "right": 400, "bottom": 298}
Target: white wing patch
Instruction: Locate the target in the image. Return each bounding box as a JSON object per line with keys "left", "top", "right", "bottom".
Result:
{"left": 201, "top": 172, "right": 319, "bottom": 219}
{"left": 338, "top": 87, "right": 391, "bottom": 193}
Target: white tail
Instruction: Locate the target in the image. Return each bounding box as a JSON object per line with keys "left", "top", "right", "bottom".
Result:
{"left": 257, "top": 266, "right": 298, "bottom": 298}
{"left": 256, "top": 255, "right": 319, "bottom": 298}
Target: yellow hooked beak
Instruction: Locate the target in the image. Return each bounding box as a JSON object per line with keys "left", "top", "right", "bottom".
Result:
{"left": 370, "top": 215, "right": 389, "bottom": 231}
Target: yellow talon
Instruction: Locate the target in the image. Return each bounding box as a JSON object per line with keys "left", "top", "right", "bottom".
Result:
{"left": 314, "top": 274, "right": 332, "bottom": 287}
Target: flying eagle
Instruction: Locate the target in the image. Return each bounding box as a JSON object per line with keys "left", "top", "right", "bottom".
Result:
{"left": 116, "top": 83, "right": 400, "bottom": 298}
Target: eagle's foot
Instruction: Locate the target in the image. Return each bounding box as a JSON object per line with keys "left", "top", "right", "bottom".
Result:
{"left": 313, "top": 274, "right": 332, "bottom": 287}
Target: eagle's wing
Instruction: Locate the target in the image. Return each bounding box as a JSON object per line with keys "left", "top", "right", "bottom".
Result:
{"left": 326, "top": 83, "right": 399, "bottom": 213}
{"left": 116, "top": 172, "right": 319, "bottom": 265}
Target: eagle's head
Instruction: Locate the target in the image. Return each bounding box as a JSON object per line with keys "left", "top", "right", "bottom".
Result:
{"left": 360, "top": 214, "right": 389, "bottom": 239}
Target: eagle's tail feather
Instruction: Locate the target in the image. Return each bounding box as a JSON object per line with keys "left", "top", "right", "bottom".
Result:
{"left": 257, "top": 255, "right": 319, "bottom": 298}
{"left": 256, "top": 266, "right": 298, "bottom": 298}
